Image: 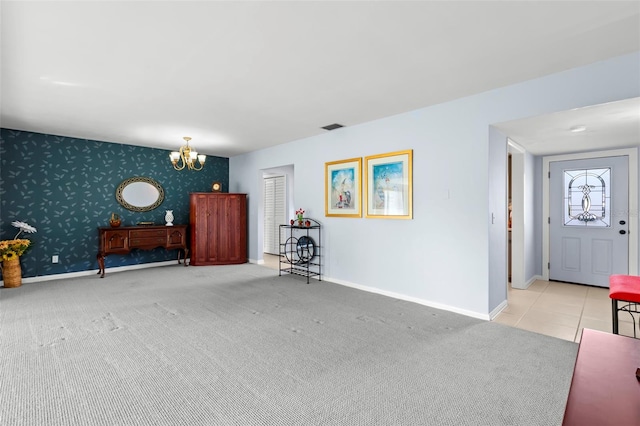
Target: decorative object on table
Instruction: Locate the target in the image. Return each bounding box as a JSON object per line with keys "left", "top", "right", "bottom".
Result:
{"left": 165, "top": 210, "right": 174, "bottom": 226}
{"left": 290, "top": 219, "right": 295, "bottom": 226}
{"left": 295, "top": 208, "right": 305, "bottom": 226}
{"left": 0, "top": 221, "right": 37, "bottom": 288}
{"left": 365, "top": 149, "right": 413, "bottom": 219}
{"left": 109, "top": 213, "right": 122, "bottom": 227}
{"left": 325, "top": 157, "right": 362, "bottom": 218}
{"left": 169, "top": 136, "right": 206, "bottom": 171}
{"left": 305, "top": 220, "right": 311, "bottom": 227}
{"left": 211, "top": 181, "right": 222, "bottom": 192}
{"left": 137, "top": 221, "right": 155, "bottom": 226}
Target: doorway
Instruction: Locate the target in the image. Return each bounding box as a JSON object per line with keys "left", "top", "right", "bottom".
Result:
{"left": 263, "top": 175, "right": 287, "bottom": 255}
{"left": 543, "top": 148, "right": 639, "bottom": 284}
{"left": 549, "top": 156, "right": 629, "bottom": 286}
{"left": 508, "top": 140, "right": 526, "bottom": 289}
{"left": 260, "top": 164, "right": 294, "bottom": 265}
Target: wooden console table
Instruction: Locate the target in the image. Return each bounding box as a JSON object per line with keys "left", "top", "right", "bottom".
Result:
{"left": 562, "top": 328, "right": 640, "bottom": 425}
{"left": 97, "top": 225, "right": 188, "bottom": 278}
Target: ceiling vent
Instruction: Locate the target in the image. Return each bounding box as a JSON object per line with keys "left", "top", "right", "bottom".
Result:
{"left": 321, "top": 123, "right": 344, "bottom": 131}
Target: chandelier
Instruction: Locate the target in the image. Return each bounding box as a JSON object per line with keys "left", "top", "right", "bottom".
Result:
{"left": 169, "top": 137, "right": 206, "bottom": 171}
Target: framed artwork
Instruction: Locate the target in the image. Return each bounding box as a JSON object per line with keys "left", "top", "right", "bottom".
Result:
{"left": 365, "top": 150, "right": 413, "bottom": 219}
{"left": 325, "top": 157, "right": 362, "bottom": 217}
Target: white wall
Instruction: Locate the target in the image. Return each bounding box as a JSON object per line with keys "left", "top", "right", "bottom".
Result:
{"left": 488, "top": 127, "right": 508, "bottom": 310}
{"left": 230, "top": 52, "right": 640, "bottom": 319}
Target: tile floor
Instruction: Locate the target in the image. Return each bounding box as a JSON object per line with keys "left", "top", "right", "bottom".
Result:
{"left": 261, "top": 254, "right": 638, "bottom": 343}
{"left": 494, "top": 279, "right": 637, "bottom": 342}
{"left": 262, "top": 253, "right": 281, "bottom": 270}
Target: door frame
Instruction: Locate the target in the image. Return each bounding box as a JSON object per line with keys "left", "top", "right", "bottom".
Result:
{"left": 542, "top": 148, "right": 638, "bottom": 280}
{"left": 508, "top": 139, "right": 526, "bottom": 288}
{"left": 257, "top": 164, "right": 295, "bottom": 264}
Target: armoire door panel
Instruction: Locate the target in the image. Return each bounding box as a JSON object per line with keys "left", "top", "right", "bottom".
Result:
{"left": 189, "top": 193, "right": 247, "bottom": 266}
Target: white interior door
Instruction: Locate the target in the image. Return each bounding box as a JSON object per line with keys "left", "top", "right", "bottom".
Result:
{"left": 263, "top": 176, "right": 286, "bottom": 255}
{"left": 549, "top": 156, "right": 629, "bottom": 287}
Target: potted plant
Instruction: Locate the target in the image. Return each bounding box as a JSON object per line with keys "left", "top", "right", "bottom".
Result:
{"left": 0, "top": 221, "right": 37, "bottom": 288}
{"left": 295, "top": 208, "right": 305, "bottom": 226}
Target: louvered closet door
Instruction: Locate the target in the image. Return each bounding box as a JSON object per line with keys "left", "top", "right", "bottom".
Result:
{"left": 263, "top": 176, "right": 286, "bottom": 254}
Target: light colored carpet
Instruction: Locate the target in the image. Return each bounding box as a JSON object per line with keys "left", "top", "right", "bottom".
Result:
{"left": 0, "top": 264, "right": 577, "bottom": 425}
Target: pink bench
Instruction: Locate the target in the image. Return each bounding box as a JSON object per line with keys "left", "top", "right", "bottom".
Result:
{"left": 562, "top": 329, "right": 640, "bottom": 425}
{"left": 609, "top": 274, "right": 640, "bottom": 337}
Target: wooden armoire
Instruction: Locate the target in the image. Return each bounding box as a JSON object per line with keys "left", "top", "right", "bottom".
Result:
{"left": 189, "top": 193, "right": 247, "bottom": 266}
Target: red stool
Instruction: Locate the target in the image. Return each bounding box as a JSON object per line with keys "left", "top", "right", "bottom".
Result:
{"left": 609, "top": 274, "right": 640, "bottom": 337}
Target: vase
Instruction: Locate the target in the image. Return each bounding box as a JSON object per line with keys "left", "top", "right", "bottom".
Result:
{"left": 165, "top": 210, "right": 174, "bottom": 226}
{"left": 298, "top": 220, "right": 304, "bottom": 226}
{"left": 110, "top": 213, "right": 121, "bottom": 227}
{"left": 2, "top": 257, "right": 22, "bottom": 288}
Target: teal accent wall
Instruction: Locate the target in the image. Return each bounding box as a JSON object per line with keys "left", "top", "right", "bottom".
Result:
{"left": 0, "top": 128, "right": 229, "bottom": 279}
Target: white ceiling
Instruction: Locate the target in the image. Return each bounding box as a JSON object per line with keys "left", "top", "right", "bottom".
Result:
{"left": 496, "top": 97, "right": 640, "bottom": 156}
{"left": 1, "top": 1, "right": 639, "bottom": 158}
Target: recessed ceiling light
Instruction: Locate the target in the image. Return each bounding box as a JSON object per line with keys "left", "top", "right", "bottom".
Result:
{"left": 321, "top": 123, "right": 344, "bottom": 131}
{"left": 570, "top": 125, "right": 586, "bottom": 133}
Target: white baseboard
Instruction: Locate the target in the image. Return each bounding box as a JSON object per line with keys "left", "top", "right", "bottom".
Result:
{"left": 1, "top": 259, "right": 189, "bottom": 285}
{"left": 522, "top": 275, "right": 543, "bottom": 289}
{"left": 511, "top": 275, "right": 543, "bottom": 290}
{"left": 489, "top": 299, "right": 508, "bottom": 320}
{"left": 323, "top": 275, "right": 490, "bottom": 321}
{"left": 488, "top": 275, "right": 543, "bottom": 319}
{"left": 248, "top": 258, "right": 264, "bottom": 265}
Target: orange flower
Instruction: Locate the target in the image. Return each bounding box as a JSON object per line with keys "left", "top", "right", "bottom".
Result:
{"left": 0, "top": 239, "right": 31, "bottom": 259}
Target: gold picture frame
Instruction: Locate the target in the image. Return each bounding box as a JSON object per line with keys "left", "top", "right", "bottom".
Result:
{"left": 364, "top": 150, "right": 413, "bottom": 219}
{"left": 325, "top": 157, "right": 362, "bottom": 217}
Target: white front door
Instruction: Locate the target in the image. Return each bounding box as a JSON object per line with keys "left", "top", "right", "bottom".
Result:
{"left": 549, "top": 156, "right": 629, "bottom": 287}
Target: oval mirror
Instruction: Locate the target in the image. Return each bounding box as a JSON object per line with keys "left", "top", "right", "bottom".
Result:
{"left": 115, "top": 177, "right": 165, "bottom": 212}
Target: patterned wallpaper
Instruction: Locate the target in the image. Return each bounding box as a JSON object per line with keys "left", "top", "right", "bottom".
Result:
{"left": 0, "top": 129, "right": 229, "bottom": 279}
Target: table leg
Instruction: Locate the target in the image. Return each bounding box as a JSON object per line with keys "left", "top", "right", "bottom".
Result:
{"left": 97, "top": 253, "right": 106, "bottom": 278}
{"left": 612, "top": 299, "right": 619, "bottom": 334}
{"left": 177, "top": 248, "right": 189, "bottom": 266}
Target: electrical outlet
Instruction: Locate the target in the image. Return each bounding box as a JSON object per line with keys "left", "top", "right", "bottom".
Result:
{"left": 52, "top": 255, "right": 59, "bottom": 264}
